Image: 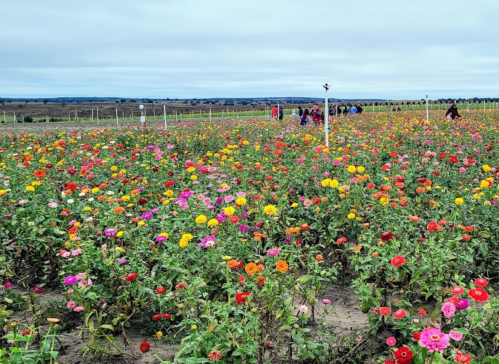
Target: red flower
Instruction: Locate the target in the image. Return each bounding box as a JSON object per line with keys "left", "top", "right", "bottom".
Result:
{"left": 389, "top": 151, "right": 398, "bottom": 157}
{"left": 336, "top": 237, "right": 347, "bottom": 244}
{"left": 427, "top": 221, "right": 439, "bottom": 232}
{"left": 61, "top": 208, "right": 71, "bottom": 217}
{"left": 367, "top": 182, "right": 375, "bottom": 189}
{"left": 394, "top": 346, "right": 413, "bottom": 364}
{"left": 34, "top": 169, "right": 46, "bottom": 178}
{"left": 156, "top": 287, "right": 166, "bottom": 294}
{"left": 229, "top": 216, "right": 240, "bottom": 224}
{"left": 412, "top": 332, "right": 421, "bottom": 341}
{"left": 379, "top": 307, "right": 391, "bottom": 316}
{"left": 46, "top": 163, "right": 54, "bottom": 169}
{"left": 175, "top": 282, "right": 187, "bottom": 290}
{"left": 125, "top": 273, "right": 138, "bottom": 282}
{"left": 454, "top": 352, "right": 472, "bottom": 363}
{"left": 474, "top": 278, "right": 488, "bottom": 287}
{"left": 139, "top": 341, "right": 150, "bottom": 353}
{"left": 391, "top": 255, "right": 406, "bottom": 267}
{"left": 137, "top": 198, "right": 148, "bottom": 205}
{"left": 384, "top": 361, "right": 395, "bottom": 364}
{"left": 65, "top": 182, "right": 77, "bottom": 190}
{"left": 162, "top": 313, "right": 171, "bottom": 319}
{"left": 439, "top": 152, "right": 446, "bottom": 159}
{"left": 446, "top": 297, "right": 459, "bottom": 306}
{"left": 393, "top": 309, "right": 407, "bottom": 319}
{"left": 300, "top": 224, "right": 309, "bottom": 231}
{"left": 468, "top": 288, "right": 489, "bottom": 302}
{"left": 208, "top": 350, "right": 222, "bottom": 361}
{"left": 235, "top": 292, "right": 251, "bottom": 305}
{"left": 451, "top": 286, "right": 465, "bottom": 295}
{"left": 152, "top": 314, "right": 161, "bottom": 321}
{"left": 381, "top": 231, "right": 393, "bottom": 242}
{"left": 164, "top": 180, "right": 175, "bottom": 188}
{"left": 417, "top": 309, "right": 427, "bottom": 316}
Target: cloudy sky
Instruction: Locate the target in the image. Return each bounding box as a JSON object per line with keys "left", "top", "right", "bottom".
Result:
{"left": 1, "top": 0, "right": 498, "bottom": 99}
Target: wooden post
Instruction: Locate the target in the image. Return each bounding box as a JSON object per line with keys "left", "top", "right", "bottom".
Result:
{"left": 116, "top": 108, "right": 119, "bottom": 127}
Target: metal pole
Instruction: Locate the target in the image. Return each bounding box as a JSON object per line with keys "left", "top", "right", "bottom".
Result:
{"left": 209, "top": 108, "right": 212, "bottom": 122}
{"left": 97, "top": 107, "right": 99, "bottom": 125}
{"left": 164, "top": 105, "right": 167, "bottom": 129}
{"left": 116, "top": 108, "right": 119, "bottom": 127}
{"left": 92, "top": 109, "right": 94, "bottom": 122}
{"left": 324, "top": 84, "right": 329, "bottom": 147}
{"left": 425, "top": 95, "right": 429, "bottom": 125}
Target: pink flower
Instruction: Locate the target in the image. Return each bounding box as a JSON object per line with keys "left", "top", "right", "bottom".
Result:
{"left": 386, "top": 337, "right": 396, "bottom": 346}
{"left": 393, "top": 309, "right": 407, "bottom": 319}
{"left": 76, "top": 273, "right": 86, "bottom": 280}
{"left": 299, "top": 305, "right": 308, "bottom": 314}
{"left": 322, "top": 298, "right": 331, "bottom": 304}
{"left": 420, "top": 328, "right": 450, "bottom": 353}
{"left": 266, "top": 248, "right": 280, "bottom": 256}
{"left": 449, "top": 330, "right": 463, "bottom": 341}
{"left": 441, "top": 302, "right": 456, "bottom": 318}
{"left": 67, "top": 301, "right": 76, "bottom": 309}
{"left": 73, "top": 306, "right": 85, "bottom": 312}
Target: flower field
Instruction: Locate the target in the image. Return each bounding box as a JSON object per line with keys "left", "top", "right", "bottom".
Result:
{"left": 1, "top": 109, "right": 499, "bottom": 364}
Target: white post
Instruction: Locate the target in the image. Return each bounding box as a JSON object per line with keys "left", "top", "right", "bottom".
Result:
{"left": 484, "top": 100, "right": 485, "bottom": 110}
{"left": 209, "top": 108, "right": 212, "bottom": 122}
{"left": 277, "top": 103, "right": 279, "bottom": 121}
{"left": 467, "top": 100, "right": 469, "bottom": 112}
{"left": 132, "top": 110, "right": 133, "bottom": 119}
{"left": 97, "top": 107, "right": 99, "bottom": 125}
{"left": 372, "top": 103, "right": 374, "bottom": 112}
{"left": 324, "top": 84, "right": 329, "bottom": 147}
{"left": 75, "top": 111, "right": 78, "bottom": 121}
{"left": 91, "top": 109, "right": 94, "bottom": 122}
{"left": 199, "top": 110, "right": 201, "bottom": 119}
{"left": 425, "top": 95, "right": 429, "bottom": 125}
{"left": 14, "top": 113, "right": 16, "bottom": 123}
{"left": 116, "top": 108, "right": 119, "bottom": 127}
{"left": 164, "top": 105, "right": 167, "bottom": 130}
{"left": 227, "top": 107, "right": 229, "bottom": 119}
{"left": 3, "top": 111, "right": 5, "bottom": 123}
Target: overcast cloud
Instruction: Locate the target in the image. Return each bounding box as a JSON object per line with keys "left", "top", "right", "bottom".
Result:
{"left": 1, "top": 0, "right": 498, "bottom": 99}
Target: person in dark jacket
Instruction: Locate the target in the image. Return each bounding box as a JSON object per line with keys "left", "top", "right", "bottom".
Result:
{"left": 445, "top": 103, "right": 461, "bottom": 120}
{"left": 357, "top": 105, "right": 363, "bottom": 114}
{"left": 278, "top": 106, "right": 283, "bottom": 121}
{"left": 298, "top": 106, "right": 303, "bottom": 117}
{"left": 343, "top": 106, "right": 348, "bottom": 116}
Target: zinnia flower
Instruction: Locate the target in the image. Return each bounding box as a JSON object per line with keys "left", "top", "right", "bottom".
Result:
{"left": 393, "top": 346, "right": 413, "bottom": 364}
{"left": 449, "top": 330, "right": 463, "bottom": 341}
{"left": 468, "top": 287, "right": 489, "bottom": 302}
{"left": 139, "top": 341, "right": 150, "bottom": 353}
{"left": 441, "top": 302, "right": 456, "bottom": 318}
{"left": 208, "top": 350, "right": 222, "bottom": 361}
{"left": 420, "top": 328, "right": 449, "bottom": 353}
{"left": 276, "top": 260, "right": 288, "bottom": 273}
{"left": 454, "top": 352, "right": 472, "bottom": 363}
{"left": 386, "top": 337, "right": 396, "bottom": 346}
{"left": 64, "top": 276, "right": 78, "bottom": 286}
{"left": 391, "top": 255, "right": 406, "bottom": 267}
{"left": 393, "top": 309, "right": 407, "bottom": 319}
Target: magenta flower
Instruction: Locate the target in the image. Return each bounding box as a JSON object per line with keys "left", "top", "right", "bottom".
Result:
{"left": 420, "top": 328, "right": 450, "bottom": 353}
{"left": 456, "top": 298, "right": 469, "bottom": 310}
{"left": 267, "top": 248, "right": 280, "bottom": 256}
{"left": 386, "top": 337, "right": 396, "bottom": 346}
{"left": 141, "top": 212, "right": 154, "bottom": 220}
{"left": 238, "top": 224, "right": 250, "bottom": 232}
{"left": 321, "top": 298, "right": 331, "bottom": 304}
{"left": 64, "top": 276, "right": 78, "bottom": 286}
{"left": 67, "top": 301, "right": 76, "bottom": 309}
{"left": 104, "top": 228, "right": 116, "bottom": 238}
{"left": 3, "top": 282, "right": 12, "bottom": 289}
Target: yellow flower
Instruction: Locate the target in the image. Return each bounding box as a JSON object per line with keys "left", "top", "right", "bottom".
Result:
{"left": 156, "top": 331, "right": 163, "bottom": 340}
{"left": 329, "top": 180, "right": 339, "bottom": 188}
{"left": 179, "top": 239, "right": 188, "bottom": 248}
{"left": 207, "top": 219, "right": 219, "bottom": 227}
{"left": 190, "top": 175, "right": 198, "bottom": 181}
{"left": 347, "top": 213, "right": 356, "bottom": 219}
{"left": 236, "top": 197, "right": 247, "bottom": 206}
{"left": 0, "top": 190, "right": 7, "bottom": 195}
{"left": 321, "top": 179, "right": 331, "bottom": 187}
{"left": 483, "top": 165, "right": 491, "bottom": 172}
{"left": 138, "top": 221, "right": 145, "bottom": 226}
{"left": 263, "top": 205, "right": 277, "bottom": 216}
{"left": 455, "top": 198, "right": 464, "bottom": 205}
{"left": 347, "top": 165, "right": 356, "bottom": 173}
{"left": 291, "top": 202, "right": 298, "bottom": 208}
{"left": 480, "top": 180, "right": 490, "bottom": 189}
{"left": 187, "top": 167, "right": 195, "bottom": 173}
{"left": 182, "top": 234, "right": 193, "bottom": 241}
{"left": 26, "top": 186, "right": 35, "bottom": 192}
{"left": 91, "top": 187, "right": 99, "bottom": 193}
{"left": 224, "top": 206, "right": 236, "bottom": 216}
{"left": 191, "top": 325, "right": 197, "bottom": 330}
{"left": 357, "top": 166, "right": 365, "bottom": 173}
{"left": 110, "top": 166, "right": 117, "bottom": 171}
{"left": 195, "top": 215, "right": 207, "bottom": 224}
{"left": 380, "top": 197, "right": 389, "bottom": 206}
{"left": 165, "top": 190, "right": 174, "bottom": 197}
{"left": 116, "top": 231, "right": 124, "bottom": 237}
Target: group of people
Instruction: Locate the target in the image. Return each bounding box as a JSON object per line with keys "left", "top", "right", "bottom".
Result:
{"left": 272, "top": 101, "right": 462, "bottom": 125}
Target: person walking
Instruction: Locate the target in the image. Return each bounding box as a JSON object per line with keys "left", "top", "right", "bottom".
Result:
{"left": 278, "top": 106, "right": 284, "bottom": 121}
{"left": 298, "top": 106, "right": 303, "bottom": 117}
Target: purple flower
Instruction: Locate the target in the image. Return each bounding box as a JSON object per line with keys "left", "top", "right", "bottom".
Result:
{"left": 215, "top": 197, "right": 223, "bottom": 205}
{"left": 238, "top": 224, "right": 250, "bottom": 232}
{"left": 456, "top": 298, "right": 469, "bottom": 310}
{"left": 118, "top": 259, "right": 127, "bottom": 264}
{"left": 3, "top": 282, "right": 12, "bottom": 289}
{"left": 150, "top": 208, "right": 159, "bottom": 214}
{"left": 215, "top": 216, "right": 224, "bottom": 223}
{"left": 156, "top": 235, "right": 168, "bottom": 242}
{"left": 105, "top": 228, "right": 116, "bottom": 238}
{"left": 181, "top": 191, "right": 192, "bottom": 199}
{"left": 146, "top": 145, "right": 156, "bottom": 150}
{"left": 141, "top": 212, "right": 154, "bottom": 220}
{"left": 64, "top": 276, "right": 78, "bottom": 286}
{"left": 32, "top": 286, "right": 43, "bottom": 294}
{"left": 240, "top": 211, "right": 249, "bottom": 219}
{"left": 284, "top": 237, "right": 292, "bottom": 244}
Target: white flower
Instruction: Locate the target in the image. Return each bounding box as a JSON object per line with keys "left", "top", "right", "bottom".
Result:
{"left": 299, "top": 305, "right": 308, "bottom": 314}
{"left": 106, "top": 191, "right": 114, "bottom": 195}
{"left": 88, "top": 198, "right": 94, "bottom": 202}
{"left": 67, "top": 199, "right": 74, "bottom": 204}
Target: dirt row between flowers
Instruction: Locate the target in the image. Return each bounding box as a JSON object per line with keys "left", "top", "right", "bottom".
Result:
{"left": 4, "top": 285, "right": 370, "bottom": 364}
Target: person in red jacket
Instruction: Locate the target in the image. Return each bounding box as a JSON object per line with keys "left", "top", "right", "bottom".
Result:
{"left": 311, "top": 103, "right": 323, "bottom": 125}
{"left": 271, "top": 106, "right": 278, "bottom": 120}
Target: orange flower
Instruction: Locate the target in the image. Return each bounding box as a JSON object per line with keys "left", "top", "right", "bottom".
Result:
{"left": 245, "top": 262, "right": 258, "bottom": 276}
{"left": 255, "top": 275, "right": 265, "bottom": 286}
{"left": 34, "top": 169, "right": 46, "bottom": 178}
{"left": 114, "top": 206, "right": 124, "bottom": 214}
{"left": 315, "top": 254, "right": 324, "bottom": 262}
{"left": 97, "top": 195, "right": 106, "bottom": 201}
{"left": 276, "top": 260, "right": 288, "bottom": 273}
{"left": 227, "top": 259, "right": 241, "bottom": 270}
{"left": 416, "top": 186, "right": 426, "bottom": 193}
{"left": 257, "top": 263, "right": 265, "bottom": 272}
